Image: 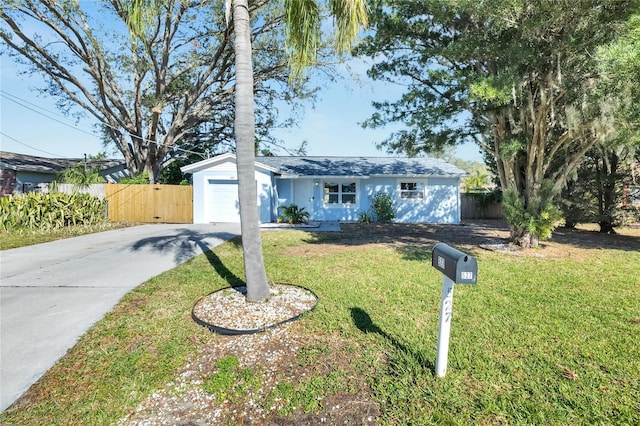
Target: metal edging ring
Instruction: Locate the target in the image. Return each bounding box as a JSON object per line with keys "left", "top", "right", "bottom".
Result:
{"left": 191, "top": 283, "right": 318, "bottom": 336}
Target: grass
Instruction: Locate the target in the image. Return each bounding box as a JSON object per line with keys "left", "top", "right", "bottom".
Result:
{"left": 200, "top": 353, "right": 353, "bottom": 416}
{"left": 202, "top": 356, "right": 255, "bottom": 402}
{"left": 1, "top": 224, "right": 639, "bottom": 425}
{"left": 0, "top": 222, "right": 134, "bottom": 250}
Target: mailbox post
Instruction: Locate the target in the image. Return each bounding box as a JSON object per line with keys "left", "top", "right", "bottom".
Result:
{"left": 431, "top": 243, "right": 477, "bottom": 377}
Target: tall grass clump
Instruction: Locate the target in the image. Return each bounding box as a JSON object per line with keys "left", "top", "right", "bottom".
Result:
{"left": 0, "top": 192, "right": 107, "bottom": 231}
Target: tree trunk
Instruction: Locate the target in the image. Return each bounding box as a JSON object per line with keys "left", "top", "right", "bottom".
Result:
{"left": 232, "top": 0, "right": 270, "bottom": 302}
{"left": 510, "top": 227, "right": 539, "bottom": 249}
{"left": 598, "top": 150, "right": 619, "bottom": 234}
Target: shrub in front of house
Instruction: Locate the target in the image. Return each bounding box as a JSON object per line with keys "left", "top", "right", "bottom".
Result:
{"left": 0, "top": 192, "right": 107, "bottom": 231}
{"left": 278, "top": 204, "right": 310, "bottom": 224}
{"left": 372, "top": 192, "right": 396, "bottom": 222}
{"left": 359, "top": 193, "right": 396, "bottom": 223}
{"left": 58, "top": 162, "right": 105, "bottom": 186}
{"left": 357, "top": 210, "right": 374, "bottom": 223}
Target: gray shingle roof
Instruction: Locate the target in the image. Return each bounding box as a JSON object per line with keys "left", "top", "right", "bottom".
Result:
{"left": 0, "top": 151, "right": 125, "bottom": 173}
{"left": 256, "top": 156, "right": 467, "bottom": 177}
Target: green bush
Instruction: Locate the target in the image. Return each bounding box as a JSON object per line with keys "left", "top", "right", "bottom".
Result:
{"left": 357, "top": 210, "right": 374, "bottom": 223}
{"left": 0, "top": 192, "right": 107, "bottom": 231}
{"left": 614, "top": 205, "right": 640, "bottom": 227}
{"left": 502, "top": 184, "right": 562, "bottom": 246}
{"left": 358, "top": 193, "right": 397, "bottom": 223}
{"left": 473, "top": 188, "right": 503, "bottom": 209}
{"left": 370, "top": 192, "right": 396, "bottom": 222}
{"left": 278, "top": 204, "right": 310, "bottom": 224}
{"left": 58, "top": 163, "right": 105, "bottom": 186}
{"left": 119, "top": 173, "right": 150, "bottom": 184}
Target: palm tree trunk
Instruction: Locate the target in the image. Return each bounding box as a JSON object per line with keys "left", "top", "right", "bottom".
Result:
{"left": 232, "top": 0, "right": 270, "bottom": 302}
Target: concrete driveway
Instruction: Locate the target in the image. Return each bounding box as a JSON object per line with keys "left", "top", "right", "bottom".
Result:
{"left": 0, "top": 223, "right": 240, "bottom": 411}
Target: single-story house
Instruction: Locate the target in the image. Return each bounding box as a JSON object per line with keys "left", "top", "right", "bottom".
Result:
{"left": 0, "top": 151, "right": 129, "bottom": 196}
{"left": 181, "top": 154, "right": 468, "bottom": 224}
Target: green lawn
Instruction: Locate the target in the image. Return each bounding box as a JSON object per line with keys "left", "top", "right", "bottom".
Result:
{"left": 0, "top": 222, "right": 134, "bottom": 250}
{"left": 1, "top": 224, "right": 639, "bottom": 425}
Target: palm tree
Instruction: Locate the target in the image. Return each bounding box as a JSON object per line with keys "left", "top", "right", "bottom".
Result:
{"left": 231, "top": 0, "right": 367, "bottom": 301}
{"left": 231, "top": 0, "right": 270, "bottom": 301}
{"left": 126, "top": 0, "right": 367, "bottom": 302}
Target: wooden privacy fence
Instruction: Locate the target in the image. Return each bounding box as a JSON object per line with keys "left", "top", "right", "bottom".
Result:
{"left": 104, "top": 184, "right": 193, "bottom": 223}
{"left": 461, "top": 193, "right": 504, "bottom": 220}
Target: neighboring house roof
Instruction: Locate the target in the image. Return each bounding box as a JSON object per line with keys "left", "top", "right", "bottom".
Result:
{"left": 182, "top": 154, "right": 467, "bottom": 178}
{"left": 0, "top": 151, "right": 125, "bottom": 174}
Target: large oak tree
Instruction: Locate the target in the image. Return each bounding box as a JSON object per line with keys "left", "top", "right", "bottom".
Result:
{"left": 0, "top": 0, "right": 309, "bottom": 182}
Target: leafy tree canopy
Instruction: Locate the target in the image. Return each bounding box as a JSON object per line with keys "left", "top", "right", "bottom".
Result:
{"left": 356, "top": 0, "right": 638, "bottom": 246}
{"left": 0, "top": 0, "right": 319, "bottom": 183}
{"left": 560, "top": 13, "right": 640, "bottom": 232}
{"left": 596, "top": 13, "right": 640, "bottom": 145}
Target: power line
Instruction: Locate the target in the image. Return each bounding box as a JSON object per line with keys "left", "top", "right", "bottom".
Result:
{"left": 0, "top": 91, "right": 99, "bottom": 139}
{"left": 1, "top": 89, "right": 298, "bottom": 158}
{"left": 0, "top": 131, "right": 65, "bottom": 157}
{"left": 1, "top": 90, "right": 214, "bottom": 158}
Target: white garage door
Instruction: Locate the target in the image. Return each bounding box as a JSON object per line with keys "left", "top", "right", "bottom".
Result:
{"left": 206, "top": 180, "right": 240, "bottom": 223}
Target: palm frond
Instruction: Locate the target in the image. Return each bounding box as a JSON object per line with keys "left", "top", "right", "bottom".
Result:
{"left": 121, "top": 0, "right": 160, "bottom": 38}
{"left": 284, "top": 0, "right": 322, "bottom": 82}
{"left": 328, "top": 0, "right": 368, "bottom": 55}
{"left": 284, "top": 0, "right": 368, "bottom": 83}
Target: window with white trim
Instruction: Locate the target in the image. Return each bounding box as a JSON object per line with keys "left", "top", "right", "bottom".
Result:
{"left": 324, "top": 181, "right": 357, "bottom": 204}
{"left": 400, "top": 182, "right": 424, "bottom": 200}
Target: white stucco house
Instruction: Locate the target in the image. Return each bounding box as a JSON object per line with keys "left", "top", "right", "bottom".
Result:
{"left": 180, "top": 154, "right": 467, "bottom": 224}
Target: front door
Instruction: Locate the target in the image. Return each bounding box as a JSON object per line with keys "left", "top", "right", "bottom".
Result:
{"left": 292, "top": 179, "right": 314, "bottom": 219}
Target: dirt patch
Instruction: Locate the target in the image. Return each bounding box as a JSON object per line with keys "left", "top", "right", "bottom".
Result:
{"left": 119, "top": 325, "right": 378, "bottom": 426}
{"left": 284, "top": 220, "right": 511, "bottom": 258}
{"left": 287, "top": 220, "right": 640, "bottom": 260}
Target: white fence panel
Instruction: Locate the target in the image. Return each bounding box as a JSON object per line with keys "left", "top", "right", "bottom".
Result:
{"left": 40, "top": 183, "right": 105, "bottom": 199}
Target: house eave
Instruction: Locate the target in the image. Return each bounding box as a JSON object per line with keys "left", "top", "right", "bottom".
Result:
{"left": 369, "top": 174, "right": 466, "bottom": 179}
{"left": 276, "top": 175, "right": 371, "bottom": 179}
{"left": 180, "top": 153, "right": 278, "bottom": 174}
{"left": 0, "top": 152, "right": 126, "bottom": 174}
{"left": 276, "top": 174, "right": 466, "bottom": 179}
{"left": 0, "top": 161, "right": 19, "bottom": 171}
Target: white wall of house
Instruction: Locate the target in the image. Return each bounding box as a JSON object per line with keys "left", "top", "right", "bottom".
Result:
{"left": 191, "top": 161, "right": 273, "bottom": 224}
{"left": 276, "top": 177, "right": 363, "bottom": 221}
{"left": 187, "top": 156, "right": 462, "bottom": 224}
{"left": 365, "top": 177, "right": 461, "bottom": 224}
{"left": 275, "top": 176, "right": 461, "bottom": 224}
{"left": 396, "top": 177, "right": 461, "bottom": 223}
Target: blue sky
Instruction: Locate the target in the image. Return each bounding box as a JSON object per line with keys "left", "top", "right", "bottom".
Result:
{"left": 1, "top": 54, "right": 484, "bottom": 163}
